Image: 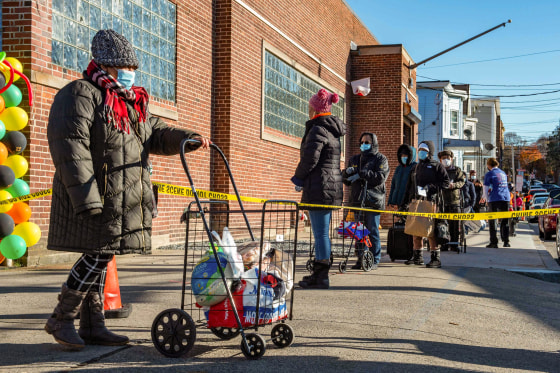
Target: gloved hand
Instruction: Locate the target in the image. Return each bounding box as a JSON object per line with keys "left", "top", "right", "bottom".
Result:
{"left": 347, "top": 173, "right": 360, "bottom": 183}
{"left": 295, "top": 185, "right": 303, "bottom": 192}
{"left": 291, "top": 176, "right": 304, "bottom": 187}
{"left": 345, "top": 166, "right": 356, "bottom": 175}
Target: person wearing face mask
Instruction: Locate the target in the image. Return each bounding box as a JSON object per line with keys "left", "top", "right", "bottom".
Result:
{"left": 342, "top": 133, "right": 390, "bottom": 269}
{"left": 44, "top": 30, "right": 211, "bottom": 350}
{"left": 388, "top": 144, "right": 417, "bottom": 212}
{"left": 481, "top": 158, "right": 511, "bottom": 248}
{"left": 437, "top": 150, "right": 465, "bottom": 252}
{"left": 292, "top": 88, "right": 346, "bottom": 289}
{"left": 404, "top": 141, "right": 450, "bottom": 267}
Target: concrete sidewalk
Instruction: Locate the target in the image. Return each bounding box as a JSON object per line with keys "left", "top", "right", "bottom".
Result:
{"left": 0, "top": 223, "right": 559, "bottom": 372}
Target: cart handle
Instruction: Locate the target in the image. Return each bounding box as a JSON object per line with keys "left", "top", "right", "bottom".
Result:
{"left": 180, "top": 138, "right": 255, "bottom": 241}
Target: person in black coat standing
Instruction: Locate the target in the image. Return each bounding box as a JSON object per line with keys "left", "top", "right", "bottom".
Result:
{"left": 405, "top": 141, "right": 450, "bottom": 267}
{"left": 291, "top": 88, "right": 346, "bottom": 289}
{"left": 342, "top": 132, "right": 389, "bottom": 269}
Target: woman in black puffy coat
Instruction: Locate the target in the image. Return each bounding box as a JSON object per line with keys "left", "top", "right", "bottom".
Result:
{"left": 44, "top": 30, "right": 210, "bottom": 350}
{"left": 291, "top": 88, "right": 346, "bottom": 289}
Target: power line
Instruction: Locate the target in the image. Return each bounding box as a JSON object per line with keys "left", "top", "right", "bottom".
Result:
{"left": 470, "top": 89, "right": 560, "bottom": 97}
{"left": 417, "top": 74, "right": 560, "bottom": 87}
{"left": 419, "top": 49, "right": 560, "bottom": 69}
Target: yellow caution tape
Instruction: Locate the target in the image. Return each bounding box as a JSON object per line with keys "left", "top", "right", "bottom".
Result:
{"left": 2, "top": 181, "right": 558, "bottom": 221}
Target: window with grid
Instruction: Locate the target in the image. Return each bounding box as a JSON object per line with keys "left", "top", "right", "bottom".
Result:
{"left": 450, "top": 110, "right": 459, "bottom": 137}
{"left": 51, "top": 0, "right": 177, "bottom": 101}
{"left": 263, "top": 50, "right": 344, "bottom": 139}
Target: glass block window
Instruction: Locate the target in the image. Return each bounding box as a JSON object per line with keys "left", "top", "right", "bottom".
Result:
{"left": 264, "top": 50, "right": 344, "bottom": 139}
{"left": 51, "top": 0, "right": 177, "bottom": 101}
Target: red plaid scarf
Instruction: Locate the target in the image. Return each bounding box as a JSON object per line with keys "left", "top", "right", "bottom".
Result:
{"left": 86, "top": 60, "right": 149, "bottom": 134}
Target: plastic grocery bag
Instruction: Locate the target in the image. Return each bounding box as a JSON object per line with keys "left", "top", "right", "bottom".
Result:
{"left": 237, "top": 240, "right": 271, "bottom": 270}
{"left": 220, "top": 227, "right": 244, "bottom": 279}
{"left": 337, "top": 221, "right": 370, "bottom": 241}
{"left": 209, "top": 228, "right": 243, "bottom": 279}
{"left": 191, "top": 251, "right": 233, "bottom": 307}
{"left": 266, "top": 248, "right": 294, "bottom": 295}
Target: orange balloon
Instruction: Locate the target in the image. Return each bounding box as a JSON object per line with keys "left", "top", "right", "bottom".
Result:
{"left": 6, "top": 202, "right": 31, "bottom": 224}
{"left": 0, "top": 251, "right": 4, "bottom": 264}
{"left": 0, "top": 96, "right": 4, "bottom": 113}
{"left": 0, "top": 143, "right": 7, "bottom": 164}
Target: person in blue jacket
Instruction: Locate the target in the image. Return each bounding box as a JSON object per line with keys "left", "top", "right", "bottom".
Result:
{"left": 482, "top": 157, "right": 511, "bottom": 248}
{"left": 388, "top": 144, "right": 417, "bottom": 211}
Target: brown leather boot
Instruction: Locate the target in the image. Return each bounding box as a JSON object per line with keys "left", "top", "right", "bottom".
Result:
{"left": 78, "top": 291, "right": 129, "bottom": 346}
{"left": 44, "top": 284, "right": 87, "bottom": 350}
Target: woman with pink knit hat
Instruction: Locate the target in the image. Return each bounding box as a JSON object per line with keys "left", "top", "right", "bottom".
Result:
{"left": 291, "top": 88, "right": 346, "bottom": 289}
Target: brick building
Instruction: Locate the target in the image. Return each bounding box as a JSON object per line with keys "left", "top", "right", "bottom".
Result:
{"left": 1, "top": 0, "right": 418, "bottom": 265}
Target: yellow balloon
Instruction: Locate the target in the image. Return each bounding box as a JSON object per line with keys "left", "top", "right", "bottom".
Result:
{"left": 13, "top": 222, "right": 42, "bottom": 247}
{"left": 0, "top": 190, "right": 13, "bottom": 213}
{"left": 2, "top": 57, "right": 23, "bottom": 82}
{"left": 4, "top": 155, "right": 28, "bottom": 178}
{"left": 0, "top": 107, "right": 28, "bottom": 131}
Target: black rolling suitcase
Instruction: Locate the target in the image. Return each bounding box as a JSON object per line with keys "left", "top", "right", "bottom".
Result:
{"left": 387, "top": 215, "right": 413, "bottom": 261}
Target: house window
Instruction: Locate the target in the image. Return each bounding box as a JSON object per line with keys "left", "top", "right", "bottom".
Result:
{"left": 51, "top": 0, "right": 177, "bottom": 101}
{"left": 263, "top": 50, "right": 344, "bottom": 140}
{"left": 450, "top": 110, "right": 459, "bottom": 137}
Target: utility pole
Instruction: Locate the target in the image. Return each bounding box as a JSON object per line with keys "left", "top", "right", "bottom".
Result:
{"left": 511, "top": 144, "right": 514, "bottom": 182}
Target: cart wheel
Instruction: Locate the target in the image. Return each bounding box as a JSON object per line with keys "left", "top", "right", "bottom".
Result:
{"left": 306, "top": 259, "right": 314, "bottom": 273}
{"left": 241, "top": 333, "right": 266, "bottom": 360}
{"left": 271, "top": 323, "right": 294, "bottom": 348}
{"left": 151, "top": 308, "right": 196, "bottom": 358}
{"left": 211, "top": 327, "right": 241, "bottom": 340}
{"left": 362, "top": 251, "right": 375, "bottom": 272}
{"left": 338, "top": 260, "right": 347, "bottom": 273}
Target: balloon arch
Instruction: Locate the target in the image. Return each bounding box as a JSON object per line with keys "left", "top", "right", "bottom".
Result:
{"left": 0, "top": 51, "right": 41, "bottom": 263}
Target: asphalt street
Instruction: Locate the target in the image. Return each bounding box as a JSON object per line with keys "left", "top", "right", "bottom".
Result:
{"left": 0, "top": 220, "right": 559, "bottom": 373}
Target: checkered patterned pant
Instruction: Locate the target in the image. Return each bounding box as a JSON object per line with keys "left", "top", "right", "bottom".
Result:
{"left": 66, "top": 254, "right": 114, "bottom": 293}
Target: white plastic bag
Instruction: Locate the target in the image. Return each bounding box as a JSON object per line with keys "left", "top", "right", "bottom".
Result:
{"left": 220, "top": 227, "right": 244, "bottom": 279}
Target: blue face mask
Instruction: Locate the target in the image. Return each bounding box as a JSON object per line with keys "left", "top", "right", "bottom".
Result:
{"left": 360, "top": 143, "right": 371, "bottom": 152}
{"left": 418, "top": 150, "right": 428, "bottom": 160}
{"left": 117, "top": 69, "right": 135, "bottom": 90}
{"left": 401, "top": 156, "right": 408, "bottom": 164}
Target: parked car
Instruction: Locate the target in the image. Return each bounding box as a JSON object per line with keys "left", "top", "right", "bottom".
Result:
{"left": 525, "top": 188, "right": 547, "bottom": 210}
{"left": 540, "top": 183, "right": 559, "bottom": 191}
{"left": 530, "top": 196, "right": 549, "bottom": 222}
{"left": 539, "top": 192, "right": 560, "bottom": 240}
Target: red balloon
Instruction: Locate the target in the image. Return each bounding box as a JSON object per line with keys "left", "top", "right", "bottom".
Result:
{"left": 6, "top": 202, "right": 31, "bottom": 224}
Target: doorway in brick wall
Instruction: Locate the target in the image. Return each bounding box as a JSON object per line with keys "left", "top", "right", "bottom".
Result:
{"left": 403, "top": 118, "right": 413, "bottom": 146}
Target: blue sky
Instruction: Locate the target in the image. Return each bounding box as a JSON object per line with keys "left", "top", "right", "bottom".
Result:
{"left": 345, "top": 0, "right": 560, "bottom": 143}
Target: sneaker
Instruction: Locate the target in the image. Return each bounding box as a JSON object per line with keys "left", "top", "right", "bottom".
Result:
{"left": 503, "top": 242, "right": 511, "bottom": 248}
{"left": 371, "top": 263, "right": 378, "bottom": 270}
{"left": 486, "top": 243, "right": 498, "bottom": 248}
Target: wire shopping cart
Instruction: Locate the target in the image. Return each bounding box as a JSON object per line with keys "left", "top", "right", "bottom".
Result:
{"left": 150, "top": 139, "right": 298, "bottom": 360}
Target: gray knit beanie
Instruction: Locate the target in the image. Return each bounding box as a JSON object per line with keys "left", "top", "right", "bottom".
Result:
{"left": 91, "top": 29, "right": 139, "bottom": 68}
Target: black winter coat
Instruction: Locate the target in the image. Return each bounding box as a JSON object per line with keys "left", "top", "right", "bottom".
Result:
{"left": 294, "top": 115, "right": 346, "bottom": 208}
{"left": 47, "top": 78, "right": 200, "bottom": 255}
{"left": 406, "top": 141, "right": 450, "bottom": 204}
{"left": 342, "top": 133, "right": 389, "bottom": 210}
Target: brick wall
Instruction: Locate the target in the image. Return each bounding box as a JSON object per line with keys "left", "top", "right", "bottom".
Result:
{"left": 2, "top": 0, "right": 419, "bottom": 262}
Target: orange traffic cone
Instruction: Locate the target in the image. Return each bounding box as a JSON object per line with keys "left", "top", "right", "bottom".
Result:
{"left": 103, "top": 256, "right": 132, "bottom": 318}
